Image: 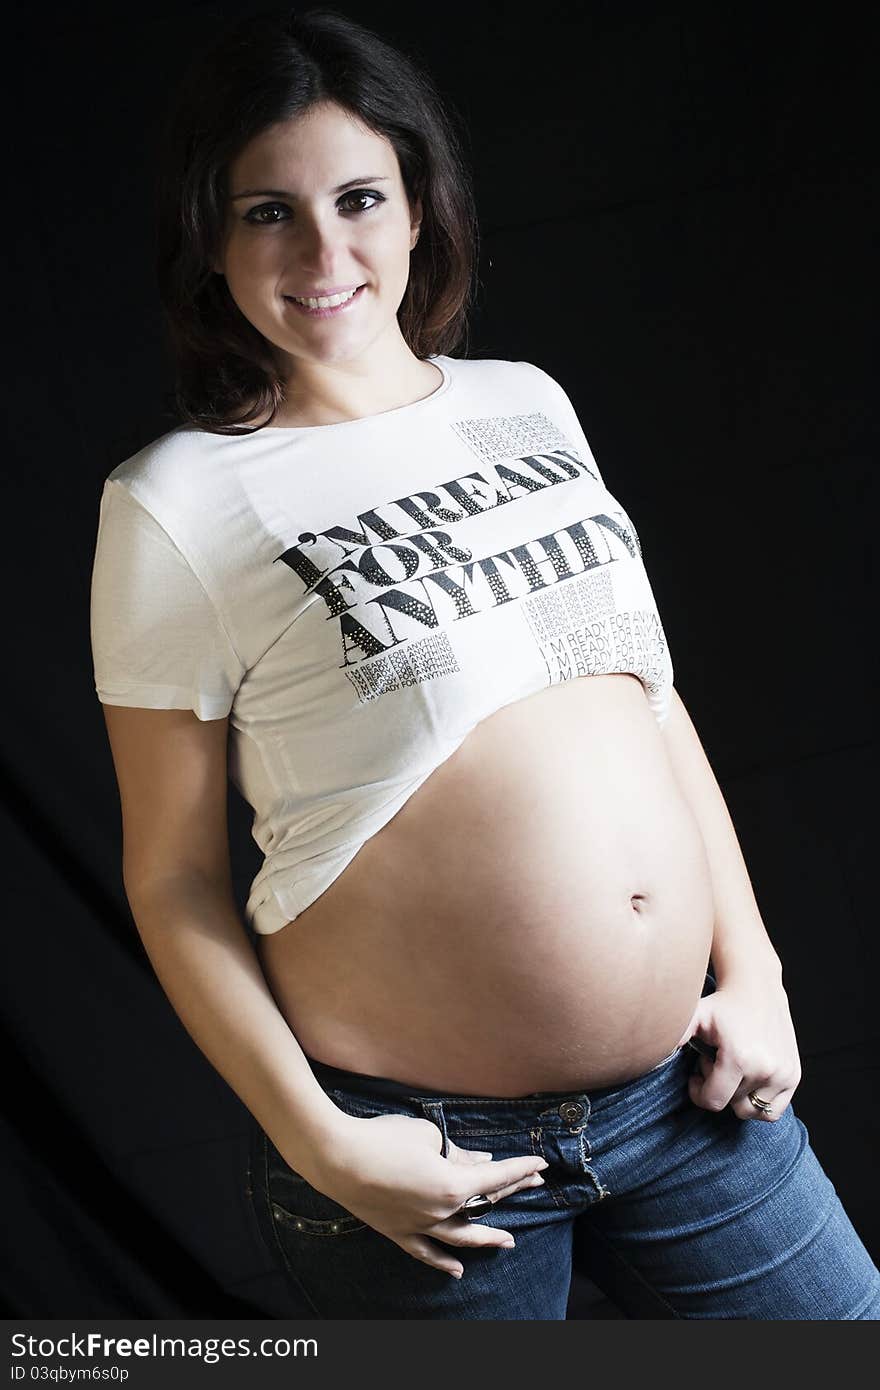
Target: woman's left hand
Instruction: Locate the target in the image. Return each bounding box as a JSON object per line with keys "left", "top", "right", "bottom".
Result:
{"left": 675, "top": 962, "right": 803, "bottom": 1121}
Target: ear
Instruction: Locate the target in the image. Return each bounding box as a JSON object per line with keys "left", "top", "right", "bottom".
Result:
{"left": 409, "top": 195, "right": 423, "bottom": 250}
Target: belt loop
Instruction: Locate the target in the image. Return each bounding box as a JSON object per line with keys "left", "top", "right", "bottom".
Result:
{"left": 419, "top": 1100, "right": 449, "bottom": 1158}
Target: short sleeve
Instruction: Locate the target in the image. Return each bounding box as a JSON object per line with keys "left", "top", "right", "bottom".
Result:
{"left": 521, "top": 362, "right": 608, "bottom": 488}
{"left": 89, "top": 479, "right": 246, "bottom": 721}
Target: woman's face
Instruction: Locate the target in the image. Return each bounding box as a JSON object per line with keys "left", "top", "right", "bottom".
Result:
{"left": 214, "top": 101, "right": 422, "bottom": 374}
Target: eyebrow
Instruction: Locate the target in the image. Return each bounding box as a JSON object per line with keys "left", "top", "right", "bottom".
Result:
{"left": 230, "top": 175, "right": 391, "bottom": 201}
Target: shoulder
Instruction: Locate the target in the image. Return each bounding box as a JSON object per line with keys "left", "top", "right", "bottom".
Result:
{"left": 105, "top": 422, "right": 225, "bottom": 486}
{"left": 446, "top": 354, "right": 554, "bottom": 385}
{"left": 102, "top": 423, "right": 239, "bottom": 524}
{"left": 444, "top": 355, "right": 565, "bottom": 405}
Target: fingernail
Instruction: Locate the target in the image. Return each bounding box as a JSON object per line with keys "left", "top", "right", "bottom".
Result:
{"left": 501, "top": 1239, "right": 515, "bottom": 1249}
{"left": 451, "top": 1268, "right": 463, "bottom": 1279}
{"left": 536, "top": 1160, "right": 549, "bottom": 1170}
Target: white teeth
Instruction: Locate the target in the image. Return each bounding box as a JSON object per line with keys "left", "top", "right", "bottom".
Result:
{"left": 291, "top": 287, "right": 360, "bottom": 309}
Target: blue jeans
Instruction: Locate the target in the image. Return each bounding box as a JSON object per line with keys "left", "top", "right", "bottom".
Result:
{"left": 247, "top": 973, "right": 880, "bottom": 1319}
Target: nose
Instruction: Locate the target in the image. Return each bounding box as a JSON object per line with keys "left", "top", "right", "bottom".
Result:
{"left": 294, "top": 212, "right": 350, "bottom": 277}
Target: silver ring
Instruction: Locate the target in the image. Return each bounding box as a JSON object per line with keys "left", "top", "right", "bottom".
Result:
{"left": 456, "top": 1193, "right": 493, "bottom": 1219}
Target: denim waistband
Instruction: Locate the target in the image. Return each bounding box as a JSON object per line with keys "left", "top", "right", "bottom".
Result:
{"left": 304, "top": 1051, "right": 463, "bottom": 1100}
{"left": 304, "top": 1048, "right": 681, "bottom": 1104}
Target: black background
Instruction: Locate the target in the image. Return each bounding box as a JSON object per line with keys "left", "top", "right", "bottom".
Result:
{"left": 1, "top": 1, "right": 877, "bottom": 1317}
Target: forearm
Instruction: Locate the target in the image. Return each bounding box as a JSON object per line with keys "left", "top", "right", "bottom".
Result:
{"left": 126, "top": 873, "right": 346, "bottom": 1176}
{"left": 661, "top": 688, "right": 782, "bottom": 982}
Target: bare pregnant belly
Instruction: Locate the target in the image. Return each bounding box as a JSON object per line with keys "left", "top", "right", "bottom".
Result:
{"left": 256, "top": 674, "right": 715, "bottom": 1096}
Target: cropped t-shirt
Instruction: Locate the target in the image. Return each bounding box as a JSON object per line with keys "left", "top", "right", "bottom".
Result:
{"left": 90, "top": 355, "right": 674, "bottom": 934}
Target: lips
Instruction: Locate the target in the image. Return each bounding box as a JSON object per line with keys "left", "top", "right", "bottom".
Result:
{"left": 287, "top": 283, "right": 364, "bottom": 300}
{"left": 283, "top": 284, "right": 368, "bottom": 318}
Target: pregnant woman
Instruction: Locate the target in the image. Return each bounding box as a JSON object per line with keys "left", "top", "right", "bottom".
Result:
{"left": 90, "top": 7, "right": 879, "bottom": 1318}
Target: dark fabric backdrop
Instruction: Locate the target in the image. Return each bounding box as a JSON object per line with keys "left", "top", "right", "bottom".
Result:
{"left": 2, "top": 1, "right": 876, "bottom": 1317}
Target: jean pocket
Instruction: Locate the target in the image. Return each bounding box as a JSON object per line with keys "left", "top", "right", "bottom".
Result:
{"left": 265, "top": 1138, "right": 367, "bottom": 1237}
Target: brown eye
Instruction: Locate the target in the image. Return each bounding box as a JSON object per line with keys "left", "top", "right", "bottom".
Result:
{"left": 242, "top": 190, "right": 385, "bottom": 226}
{"left": 243, "top": 204, "right": 287, "bottom": 225}
{"left": 339, "top": 190, "right": 385, "bottom": 213}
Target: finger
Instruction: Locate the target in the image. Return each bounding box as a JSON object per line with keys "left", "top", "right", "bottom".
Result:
{"left": 451, "top": 1172, "right": 544, "bottom": 1212}
{"left": 442, "top": 1171, "right": 545, "bottom": 1228}
{"left": 730, "top": 1082, "right": 793, "bottom": 1122}
{"left": 402, "top": 1233, "right": 465, "bottom": 1278}
{"left": 446, "top": 1140, "right": 494, "bottom": 1164}
{"left": 495, "top": 1171, "right": 546, "bottom": 1198}
{"left": 461, "top": 1155, "right": 548, "bottom": 1197}
{"left": 687, "top": 1049, "right": 741, "bottom": 1113}
{"left": 431, "top": 1217, "right": 518, "bottom": 1251}
{"left": 446, "top": 1144, "right": 545, "bottom": 1195}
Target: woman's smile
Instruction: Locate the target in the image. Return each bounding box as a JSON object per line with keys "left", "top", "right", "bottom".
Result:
{"left": 283, "top": 283, "right": 369, "bottom": 318}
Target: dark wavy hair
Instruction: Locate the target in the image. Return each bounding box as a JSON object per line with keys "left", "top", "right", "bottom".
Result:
{"left": 153, "top": 4, "right": 479, "bottom": 436}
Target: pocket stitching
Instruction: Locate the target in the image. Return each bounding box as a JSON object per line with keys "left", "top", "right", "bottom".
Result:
{"left": 270, "top": 1196, "right": 367, "bottom": 1236}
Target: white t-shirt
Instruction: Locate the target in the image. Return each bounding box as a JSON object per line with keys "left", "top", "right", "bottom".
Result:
{"left": 90, "top": 355, "right": 674, "bottom": 935}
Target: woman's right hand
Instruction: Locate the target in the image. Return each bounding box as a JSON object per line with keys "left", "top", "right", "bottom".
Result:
{"left": 295, "top": 1110, "right": 549, "bottom": 1278}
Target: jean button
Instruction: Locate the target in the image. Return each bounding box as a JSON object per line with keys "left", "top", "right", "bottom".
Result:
{"left": 558, "top": 1100, "right": 585, "bottom": 1122}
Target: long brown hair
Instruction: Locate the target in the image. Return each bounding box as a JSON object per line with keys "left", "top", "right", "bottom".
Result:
{"left": 153, "top": 5, "right": 479, "bottom": 436}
